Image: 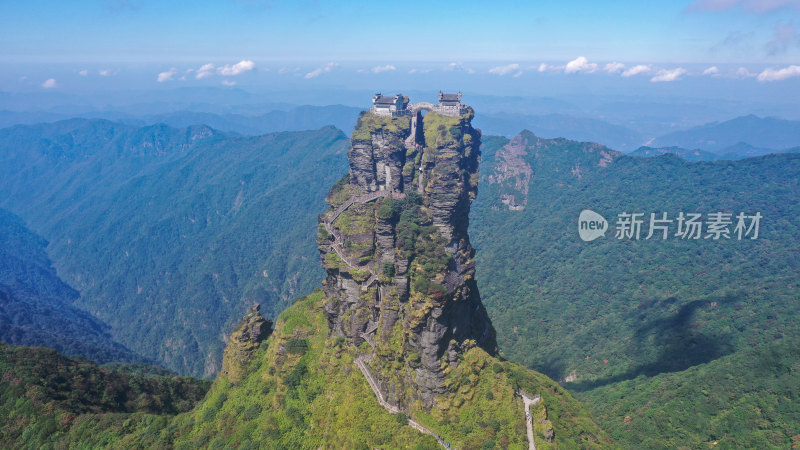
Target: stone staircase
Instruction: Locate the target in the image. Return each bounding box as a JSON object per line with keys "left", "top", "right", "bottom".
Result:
{"left": 323, "top": 190, "right": 405, "bottom": 291}
{"left": 354, "top": 356, "right": 448, "bottom": 448}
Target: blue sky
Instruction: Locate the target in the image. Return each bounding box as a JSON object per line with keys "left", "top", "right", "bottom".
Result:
{"left": 1, "top": 0, "right": 799, "bottom": 92}
{"left": 2, "top": 0, "right": 799, "bottom": 63}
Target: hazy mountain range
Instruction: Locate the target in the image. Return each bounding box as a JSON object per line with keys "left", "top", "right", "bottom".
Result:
{"left": 3, "top": 105, "right": 799, "bottom": 158}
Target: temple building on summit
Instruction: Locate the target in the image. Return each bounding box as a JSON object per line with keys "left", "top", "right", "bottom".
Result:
{"left": 371, "top": 93, "right": 409, "bottom": 116}
{"left": 370, "top": 91, "right": 468, "bottom": 117}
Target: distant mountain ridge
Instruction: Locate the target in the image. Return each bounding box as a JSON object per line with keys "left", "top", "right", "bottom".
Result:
{"left": 629, "top": 146, "right": 718, "bottom": 161}
{"left": 0, "top": 104, "right": 363, "bottom": 137}
{"left": 650, "top": 114, "right": 800, "bottom": 153}
{"left": 630, "top": 143, "right": 800, "bottom": 161}
{"left": 474, "top": 111, "right": 644, "bottom": 152}
{"left": 125, "top": 105, "right": 362, "bottom": 136}
{"left": 4, "top": 108, "right": 800, "bottom": 161}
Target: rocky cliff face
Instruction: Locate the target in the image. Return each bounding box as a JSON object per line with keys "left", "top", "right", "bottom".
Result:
{"left": 487, "top": 130, "right": 622, "bottom": 211}
{"left": 319, "top": 108, "right": 496, "bottom": 408}
{"left": 220, "top": 304, "right": 272, "bottom": 384}
{"left": 488, "top": 133, "right": 534, "bottom": 211}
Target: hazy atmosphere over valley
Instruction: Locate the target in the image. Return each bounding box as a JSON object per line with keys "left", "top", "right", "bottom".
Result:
{"left": 1, "top": 1, "right": 799, "bottom": 449}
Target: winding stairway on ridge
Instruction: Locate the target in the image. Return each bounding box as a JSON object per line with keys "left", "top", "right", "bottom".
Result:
{"left": 323, "top": 190, "right": 404, "bottom": 291}
{"left": 354, "top": 355, "right": 449, "bottom": 449}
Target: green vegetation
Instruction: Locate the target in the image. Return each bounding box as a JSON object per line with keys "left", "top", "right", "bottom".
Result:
{"left": 150, "top": 291, "right": 609, "bottom": 448}
{"left": 403, "top": 146, "right": 420, "bottom": 179}
{"left": 0, "top": 208, "right": 141, "bottom": 364}
{"left": 377, "top": 193, "right": 450, "bottom": 297}
{"left": 582, "top": 338, "right": 800, "bottom": 449}
{"left": 169, "top": 291, "right": 445, "bottom": 449}
{"left": 0, "top": 120, "right": 349, "bottom": 376}
{"left": 471, "top": 131, "right": 800, "bottom": 448}
{"left": 0, "top": 279, "right": 610, "bottom": 449}
{"left": 422, "top": 111, "right": 473, "bottom": 150}
{"left": 0, "top": 343, "right": 209, "bottom": 449}
{"left": 326, "top": 173, "right": 359, "bottom": 207}
{"left": 351, "top": 111, "right": 411, "bottom": 141}
{"left": 334, "top": 206, "right": 374, "bottom": 235}
{"left": 416, "top": 347, "right": 613, "bottom": 449}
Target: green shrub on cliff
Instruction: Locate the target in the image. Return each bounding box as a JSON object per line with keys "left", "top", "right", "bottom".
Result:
{"left": 351, "top": 112, "right": 411, "bottom": 141}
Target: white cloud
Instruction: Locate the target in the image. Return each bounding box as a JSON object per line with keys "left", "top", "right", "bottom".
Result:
{"left": 98, "top": 69, "right": 112, "bottom": 76}
{"left": 305, "top": 62, "right": 338, "bottom": 79}
{"left": 219, "top": 60, "right": 255, "bottom": 76}
{"left": 157, "top": 68, "right": 178, "bottom": 82}
{"left": 621, "top": 64, "right": 654, "bottom": 77}
{"left": 757, "top": 64, "right": 800, "bottom": 81}
{"left": 537, "top": 63, "right": 564, "bottom": 72}
{"left": 650, "top": 67, "right": 687, "bottom": 82}
{"left": 489, "top": 63, "right": 521, "bottom": 76}
{"left": 371, "top": 64, "right": 396, "bottom": 74}
{"left": 221, "top": 80, "right": 237, "bottom": 86}
{"left": 79, "top": 70, "right": 89, "bottom": 76}
{"left": 41, "top": 78, "right": 57, "bottom": 89}
{"left": 604, "top": 62, "right": 625, "bottom": 74}
{"left": 192, "top": 60, "right": 255, "bottom": 79}
{"left": 195, "top": 63, "right": 216, "bottom": 79}
{"left": 703, "top": 66, "right": 720, "bottom": 75}
{"left": 736, "top": 66, "right": 757, "bottom": 78}
{"left": 444, "top": 62, "right": 476, "bottom": 74}
{"left": 565, "top": 56, "right": 598, "bottom": 74}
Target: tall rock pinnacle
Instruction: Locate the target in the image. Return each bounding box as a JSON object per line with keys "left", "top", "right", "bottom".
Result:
{"left": 220, "top": 304, "right": 272, "bottom": 384}
{"left": 318, "top": 94, "right": 496, "bottom": 408}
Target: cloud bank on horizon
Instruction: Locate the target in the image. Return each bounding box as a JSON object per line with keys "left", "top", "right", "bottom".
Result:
{"left": 31, "top": 56, "right": 800, "bottom": 92}
{"left": 4, "top": 0, "right": 800, "bottom": 90}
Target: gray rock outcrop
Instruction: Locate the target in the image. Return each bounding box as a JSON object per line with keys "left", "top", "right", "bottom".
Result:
{"left": 319, "top": 105, "right": 496, "bottom": 408}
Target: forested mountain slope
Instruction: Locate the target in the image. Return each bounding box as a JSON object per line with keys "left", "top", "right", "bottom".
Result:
{"left": 470, "top": 130, "right": 800, "bottom": 448}
{"left": 0, "top": 343, "right": 209, "bottom": 448}
{"left": 0, "top": 120, "right": 349, "bottom": 376}
{"left": 0, "top": 208, "right": 141, "bottom": 363}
